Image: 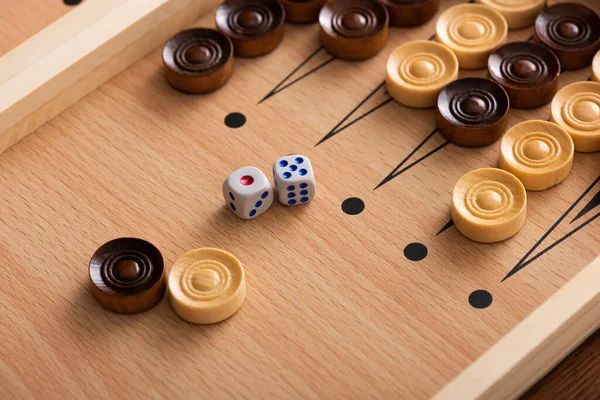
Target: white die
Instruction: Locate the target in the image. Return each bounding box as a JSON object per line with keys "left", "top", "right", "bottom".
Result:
{"left": 273, "top": 154, "right": 316, "bottom": 206}
{"left": 223, "top": 166, "right": 273, "bottom": 219}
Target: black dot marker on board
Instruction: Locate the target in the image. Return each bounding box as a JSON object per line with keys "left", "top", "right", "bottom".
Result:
{"left": 63, "top": 0, "right": 81, "bottom": 5}
{"left": 469, "top": 290, "right": 493, "bottom": 309}
{"left": 224, "top": 112, "right": 246, "bottom": 129}
{"left": 403, "top": 243, "right": 427, "bottom": 261}
{"left": 341, "top": 197, "right": 365, "bottom": 215}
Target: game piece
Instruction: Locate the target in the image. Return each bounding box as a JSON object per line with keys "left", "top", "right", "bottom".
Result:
{"left": 223, "top": 166, "right": 274, "bottom": 219}
{"left": 593, "top": 50, "right": 600, "bottom": 83}
{"left": 273, "top": 154, "right": 316, "bottom": 205}
{"left": 281, "top": 0, "right": 326, "bottom": 23}
{"left": 319, "top": 0, "right": 389, "bottom": 61}
{"left": 89, "top": 238, "right": 166, "bottom": 314}
{"left": 534, "top": 3, "right": 600, "bottom": 71}
{"left": 550, "top": 81, "right": 600, "bottom": 153}
{"left": 435, "top": 4, "right": 507, "bottom": 69}
{"left": 475, "top": 0, "right": 544, "bottom": 29}
{"left": 1, "top": 0, "right": 225, "bottom": 156}
{"left": 378, "top": 0, "right": 439, "bottom": 27}
{"left": 216, "top": 0, "right": 285, "bottom": 57}
{"left": 452, "top": 168, "right": 527, "bottom": 243}
{"left": 499, "top": 120, "right": 574, "bottom": 191}
{"left": 386, "top": 40, "right": 459, "bottom": 108}
{"left": 162, "top": 28, "right": 234, "bottom": 94}
{"left": 168, "top": 248, "right": 246, "bottom": 324}
{"left": 488, "top": 42, "right": 560, "bottom": 109}
{"left": 436, "top": 77, "right": 509, "bottom": 147}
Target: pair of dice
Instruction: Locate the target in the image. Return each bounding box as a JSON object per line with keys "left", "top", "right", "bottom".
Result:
{"left": 223, "top": 154, "right": 316, "bottom": 220}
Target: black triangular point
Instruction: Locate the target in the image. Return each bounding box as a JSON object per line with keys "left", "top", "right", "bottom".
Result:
{"left": 316, "top": 81, "right": 391, "bottom": 146}
{"left": 572, "top": 190, "right": 600, "bottom": 223}
{"left": 374, "top": 129, "right": 449, "bottom": 190}
{"left": 502, "top": 211, "right": 600, "bottom": 282}
{"left": 436, "top": 219, "right": 454, "bottom": 236}
{"left": 502, "top": 175, "right": 600, "bottom": 282}
{"left": 259, "top": 46, "right": 336, "bottom": 104}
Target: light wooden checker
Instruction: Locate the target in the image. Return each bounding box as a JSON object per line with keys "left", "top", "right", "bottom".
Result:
{"left": 1, "top": 1, "right": 599, "bottom": 399}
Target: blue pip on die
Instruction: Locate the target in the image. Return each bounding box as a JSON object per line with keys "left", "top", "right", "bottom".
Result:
{"left": 273, "top": 154, "right": 316, "bottom": 206}
{"left": 223, "top": 166, "right": 273, "bottom": 219}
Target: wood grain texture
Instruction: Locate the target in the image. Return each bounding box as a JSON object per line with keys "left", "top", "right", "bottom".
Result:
{"left": 168, "top": 248, "right": 247, "bottom": 324}
{"left": 435, "top": 3, "right": 508, "bottom": 69}
{"left": 0, "top": 0, "right": 221, "bottom": 155}
{"left": 0, "top": 1, "right": 599, "bottom": 399}
{"left": 547, "top": 0, "right": 600, "bottom": 14}
{"left": 450, "top": 168, "right": 527, "bottom": 243}
{"left": 319, "top": 0, "right": 389, "bottom": 60}
{"left": 475, "top": 0, "right": 544, "bottom": 30}
{"left": 436, "top": 77, "right": 509, "bottom": 147}
{"left": 487, "top": 41, "right": 560, "bottom": 109}
{"left": 281, "top": 0, "right": 328, "bottom": 24}
{"left": 162, "top": 28, "right": 234, "bottom": 94}
{"left": 435, "top": 256, "right": 600, "bottom": 400}
{"left": 379, "top": 0, "right": 440, "bottom": 27}
{"left": 524, "top": 328, "right": 600, "bottom": 399}
{"left": 550, "top": 81, "right": 600, "bottom": 153}
{"left": 216, "top": 0, "right": 286, "bottom": 57}
{"left": 498, "top": 120, "right": 574, "bottom": 192}
{"left": 533, "top": 2, "right": 600, "bottom": 71}
{"left": 89, "top": 237, "right": 166, "bottom": 314}
{"left": 386, "top": 40, "right": 459, "bottom": 108}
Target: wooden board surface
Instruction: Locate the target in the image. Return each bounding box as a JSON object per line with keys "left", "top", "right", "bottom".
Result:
{"left": 1, "top": 1, "right": 599, "bottom": 399}
{"left": 525, "top": 328, "right": 600, "bottom": 399}
{"left": 436, "top": 255, "right": 600, "bottom": 399}
{"left": 0, "top": 0, "right": 222, "bottom": 154}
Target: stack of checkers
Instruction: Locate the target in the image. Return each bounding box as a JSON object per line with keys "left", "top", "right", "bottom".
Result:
{"left": 160, "top": 0, "right": 600, "bottom": 245}
{"left": 162, "top": 0, "right": 441, "bottom": 93}
{"left": 383, "top": 2, "right": 600, "bottom": 243}
{"left": 89, "top": 238, "right": 247, "bottom": 324}
{"left": 386, "top": 2, "right": 600, "bottom": 110}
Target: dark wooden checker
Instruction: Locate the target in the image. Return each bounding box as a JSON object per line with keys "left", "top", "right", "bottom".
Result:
{"left": 0, "top": 0, "right": 599, "bottom": 398}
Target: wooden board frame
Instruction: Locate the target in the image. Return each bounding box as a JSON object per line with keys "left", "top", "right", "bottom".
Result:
{"left": 0, "top": 0, "right": 221, "bottom": 154}
{"left": 436, "top": 255, "right": 600, "bottom": 399}
{"left": 1, "top": 1, "right": 599, "bottom": 399}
